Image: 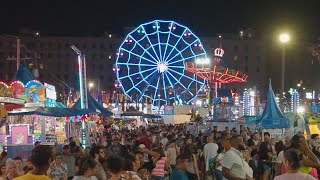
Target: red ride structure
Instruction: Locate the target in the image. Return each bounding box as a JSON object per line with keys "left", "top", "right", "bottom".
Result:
{"left": 186, "top": 46, "right": 248, "bottom": 84}
{"left": 185, "top": 62, "right": 248, "bottom": 84}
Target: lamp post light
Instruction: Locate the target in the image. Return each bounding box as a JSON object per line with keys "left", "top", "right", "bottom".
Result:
{"left": 279, "top": 33, "right": 290, "bottom": 95}
{"left": 88, "top": 82, "right": 94, "bottom": 92}
{"left": 71, "top": 45, "right": 88, "bottom": 148}
{"left": 195, "top": 57, "right": 211, "bottom": 105}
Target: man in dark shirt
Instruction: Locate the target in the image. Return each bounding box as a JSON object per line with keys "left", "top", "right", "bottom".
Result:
{"left": 170, "top": 154, "right": 189, "bottom": 180}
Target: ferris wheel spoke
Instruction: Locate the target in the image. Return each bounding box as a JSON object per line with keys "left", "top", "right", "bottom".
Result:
{"left": 125, "top": 68, "right": 158, "bottom": 95}
{"left": 156, "top": 23, "right": 163, "bottom": 61}
{"left": 141, "top": 26, "right": 161, "bottom": 62}
{"left": 162, "top": 26, "right": 173, "bottom": 61}
{"left": 118, "top": 67, "right": 157, "bottom": 80}
{"left": 121, "top": 48, "right": 157, "bottom": 65}
{"left": 168, "top": 68, "right": 204, "bottom": 88}
{"left": 152, "top": 77, "right": 161, "bottom": 105}
{"left": 161, "top": 74, "right": 168, "bottom": 104}
{"left": 163, "top": 29, "right": 188, "bottom": 62}
{"left": 166, "top": 38, "right": 199, "bottom": 63}
{"left": 167, "top": 52, "right": 205, "bottom": 66}
{"left": 129, "top": 35, "right": 159, "bottom": 63}
{"left": 167, "top": 65, "right": 185, "bottom": 69}
{"left": 117, "top": 62, "right": 155, "bottom": 67}
{"left": 166, "top": 70, "right": 188, "bottom": 90}
{"left": 164, "top": 72, "right": 175, "bottom": 89}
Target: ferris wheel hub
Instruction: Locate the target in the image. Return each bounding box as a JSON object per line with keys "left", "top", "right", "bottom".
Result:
{"left": 157, "top": 62, "right": 168, "bottom": 73}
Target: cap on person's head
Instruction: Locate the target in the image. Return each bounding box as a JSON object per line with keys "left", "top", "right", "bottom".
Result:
{"left": 55, "top": 152, "right": 63, "bottom": 159}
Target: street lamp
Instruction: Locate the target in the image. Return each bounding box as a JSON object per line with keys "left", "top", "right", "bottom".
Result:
{"left": 71, "top": 45, "right": 88, "bottom": 148}
{"left": 88, "top": 82, "right": 94, "bottom": 91}
{"left": 279, "top": 33, "right": 290, "bottom": 95}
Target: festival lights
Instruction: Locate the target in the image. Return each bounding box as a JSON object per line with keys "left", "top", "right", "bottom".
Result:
{"left": 290, "top": 89, "right": 300, "bottom": 112}
{"left": 185, "top": 63, "right": 248, "bottom": 84}
{"left": 115, "top": 20, "right": 206, "bottom": 105}
{"left": 242, "top": 90, "right": 250, "bottom": 116}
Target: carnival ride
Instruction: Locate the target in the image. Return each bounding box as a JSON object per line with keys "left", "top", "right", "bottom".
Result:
{"left": 116, "top": 20, "right": 206, "bottom": 106}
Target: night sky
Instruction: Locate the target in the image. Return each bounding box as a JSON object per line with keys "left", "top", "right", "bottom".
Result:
{"left": 1, "top": 0, "right": 320, "bottom": 37}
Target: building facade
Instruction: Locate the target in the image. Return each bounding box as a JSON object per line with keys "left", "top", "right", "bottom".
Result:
{"left": 0, "top": 30, "right": 268, "bottom": 99}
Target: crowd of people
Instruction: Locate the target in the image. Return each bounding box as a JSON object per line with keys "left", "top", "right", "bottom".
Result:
{"left": 0, "top": 123, "right": 320, "bottom": 180}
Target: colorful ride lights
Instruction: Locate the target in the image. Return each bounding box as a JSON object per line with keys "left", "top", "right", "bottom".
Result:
{"left": 114, "top": 80, "right": 122, "bottom": 88}
{"left": 168, "top": 25, "right": 176, "bottom": 30}
{"left": 112, "top": 64, "right": 120, "bottom": 72}
{"left": 194, "top": 43, "right": 202, "bottom": 47}
{"left": 116, "top": 51, "right": 124, "bottom": 57}
{"left": 214, "top": 48, "right": 224, "bottom": 58}
{"left": 152, "top": 22, "right": 160, "bottom": 29}
{"left": 183, "top": 32, "right": 192, "bottom": 36}
{"left": 195, "top": 58, "right": 210, "bottom": 65}
{"left": 124, "top": 38, "right": 133, "bottom": 43}
{"left": 137, "top": 29, "right": 145, "bottom": 34}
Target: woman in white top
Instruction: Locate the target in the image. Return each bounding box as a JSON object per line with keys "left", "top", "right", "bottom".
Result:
{"left": 274, "top": 149, "right": 316, "bottom": 180}
{"left": 72, "top": 158, "right": 98, "bottom": 180}
{"left": 166, "top": 139, "right": 177, "bottom": 169}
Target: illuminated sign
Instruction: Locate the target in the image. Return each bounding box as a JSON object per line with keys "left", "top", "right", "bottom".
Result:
{"left": 306, "top": 92, "right": 312, "bottom": 99}
{"left": 0, "top": 97, "right": 25, "bottom": 105}
{"left": 44, "top": 83, "right": 56, "bottom": 100}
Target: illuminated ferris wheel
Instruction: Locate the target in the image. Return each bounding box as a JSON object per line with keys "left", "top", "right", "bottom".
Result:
{"left": 115, "top": 20, "right": 206, "bottom": 105}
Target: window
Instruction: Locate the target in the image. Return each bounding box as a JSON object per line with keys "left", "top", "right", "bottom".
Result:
{"left": 244, "top": 44, "right": 249, "bottom": 52}
{"left": 256, "top": 67, "right": 260, "bottom": 72}
{"left": 244, "top": 56, "right": 248, "bottom": 62}
{"left": 99, "top": 64, "right": 104, "bottom": 71}
{"left": 233, "top": 45, "right": 238, "bottom": 52}
{"left": 92, "top": 43, "right": 96, "bottom": 48}
{"left": 57, "top": 42, "right": 61, "bottom": 48}
{"left": 245, "top": 66, "right": 248, "bottom": 72}
{"left": 82, "top": 43, "right": 87, "bottom": 49}
{"left": 109, "top": 44, "right": 113, "bottom": 49}
{"left": 256, "top": 56, "right": 261, "bottom": 64}
{"left": 48, "top": 42, "right": 52, "bottom": 48}
{"left": 65, "top": 43, "right": 70, "bottom": 48}
{"left": 100, "top": 43, "right": 104, "bottom": 49}
{"left": 48, "top": 53, "right": 52, "bottom": 59}
{"left": 65, "top": 64, "right": 69, "bottom": 70}
{"left": 92, "top": 64, "right": 96, "bottom": 72}
{"left": 99, "top": 75, "right": 104, "bottom": 80}
{"left": 92, "top": 54, "right": 96, "bottom": 60}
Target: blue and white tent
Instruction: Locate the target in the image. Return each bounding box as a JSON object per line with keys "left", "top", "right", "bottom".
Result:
{"left": 256, "top": 81, "right": 290, "bottom": 129}
{"left": 72, "top": 93, "right": 113, "bottom": 117}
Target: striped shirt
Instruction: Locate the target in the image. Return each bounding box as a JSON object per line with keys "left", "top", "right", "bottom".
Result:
{"left": 151, "top": 157, "right": 166, "bottom": 177}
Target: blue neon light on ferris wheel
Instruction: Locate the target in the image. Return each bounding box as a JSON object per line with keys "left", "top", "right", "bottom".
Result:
{"left": 116, "top": 20, "right": 207, "bottom": 105}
